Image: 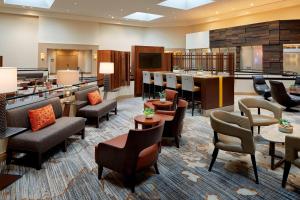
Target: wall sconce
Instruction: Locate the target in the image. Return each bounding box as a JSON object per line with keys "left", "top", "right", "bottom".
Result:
{"left": 40, "top": 53, "right": 46, "bottom": 61}
{"left": 93, "top": 53, "right": 97, "bottom": 60}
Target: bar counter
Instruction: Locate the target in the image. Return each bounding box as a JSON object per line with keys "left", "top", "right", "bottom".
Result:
{"left": 144, "top": 71, "right": 235, "bottom": 115}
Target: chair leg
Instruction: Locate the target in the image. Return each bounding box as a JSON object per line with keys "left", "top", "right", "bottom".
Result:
{"left": 142, "top": 83, "right": 145, "bottom": 100}
{"left": 154, "top": 162, "right": 160, "bottom": 174}
{"left": 148, "top": 84, "right": 151, "bottom": 99}
{"left": 251, "top": 127, "right": 254, "bottom": 135}
{"left": 258, "top": 126, "right": 260, "bottom": 134}
{"left": 175, "top": 136, "right": 180, "bottom": 148}
{"left": 81, "top": 129, "right": 85, "bottom": 139}
{"left": 62, "top": 140, "right": 67, "bottom": 152}
{"left": 96, "top": 117, "right": 100, "bottom": 128}
{"left": 115, "top": 107, "right": 117, "bottom": 115}
{"left": 106, "top": 113, "right": 109, "bottom": 121}
{"left": 282, "top": 161, "right": 291, "bottom": 188}
{"left": 98, "top": 165, "right": 103, "bottom": 180}
{"left": 153, "top": 85, "right": 156, "bottom": 99}
{"left": 251, "top": 154, "right": 259, "bottom": 184}
{"left": 192, "top": 92, "right": 195, "bottom": 116}
{"left": 208, "top": 148, "right": 219, "bottom": 171}
{"left": 130, "top": 173, "right": 136, "bottom": 193}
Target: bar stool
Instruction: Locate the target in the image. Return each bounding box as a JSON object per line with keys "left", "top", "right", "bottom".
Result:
{"left": 142, "top": 71, "right": 154, "bottom": 99}
{"left": 181, "top": 75, "right": 200, "bottom": 116}
{"left": 166, "top": 73, "right": 181, "bottom": 93}
{"left": 153, "top": 72, "right": 166, "bottom": 98}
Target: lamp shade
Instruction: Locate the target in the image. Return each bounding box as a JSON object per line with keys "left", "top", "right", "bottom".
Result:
{"left": 57, "top": 70, "right": 79, "bottom": 86}
{"left": 0, "top": 67, "right": 17, "bottom": 94}
{"left": 99, "top": 62, "right": 114, "bottom": 74}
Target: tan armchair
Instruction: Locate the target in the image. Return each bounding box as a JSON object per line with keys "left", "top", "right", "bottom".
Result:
{"left": 282, "top": 136, "right": 300, "bottom": 187}
{"left": 209, "top": 111, "right": 259, "bottom": 184}
{"left": 238, "top": 98, "right": 282, "bottom": 134}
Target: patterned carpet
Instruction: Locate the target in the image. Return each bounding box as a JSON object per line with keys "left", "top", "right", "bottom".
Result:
{"left": 0, "top": 96, "right": 300, "bottom": 200}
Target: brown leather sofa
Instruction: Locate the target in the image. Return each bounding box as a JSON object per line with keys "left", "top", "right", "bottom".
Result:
{"left": 6, "top": 97, "right": 86, "bottom": 170}
{"left": 75, "top": 86, "right": 117, "bottom": 128}
{"left": 95, "top": 122, "right": 164, "bottom": 193}
{"left": 155, "top": 99, "right": 188, "bottom": 148}
{"left": 144, "top": 89, "right": 178, "bottom": 110}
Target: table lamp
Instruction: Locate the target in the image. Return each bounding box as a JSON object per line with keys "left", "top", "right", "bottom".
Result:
{"left": 0, "top": 67, "right": 17, "bottom": 133}
{"left": 99, "top": 62, "right": 114, "bottom": 93}
{"left": 56, "top": 70, "right": 79, "bottom": 98}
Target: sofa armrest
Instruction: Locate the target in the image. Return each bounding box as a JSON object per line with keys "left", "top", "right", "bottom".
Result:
{"left": 75, "top": 100, "right": 88, "bottom": 110}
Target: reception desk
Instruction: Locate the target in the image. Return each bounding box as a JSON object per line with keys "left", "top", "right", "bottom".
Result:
{"left": 146, "top": 72, "right": 235, "bottom": 115}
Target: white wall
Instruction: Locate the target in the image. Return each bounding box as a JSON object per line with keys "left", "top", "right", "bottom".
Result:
{"left": 0, "top": 13, "right": 38, "bottom": 68}
{"left": 186, "top": 31, "right": 209, "bottom": 49}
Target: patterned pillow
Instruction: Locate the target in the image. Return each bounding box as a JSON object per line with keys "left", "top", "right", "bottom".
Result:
{"left": 28, "top": 104, "right": 56, "bottom": 132}
{"left": 87, "top": 90, "right": 102, "bottom": 105}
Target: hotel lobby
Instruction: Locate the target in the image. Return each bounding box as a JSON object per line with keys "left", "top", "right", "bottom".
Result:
{"left": 1, "top": 0, "right": 300, "bottom": 199}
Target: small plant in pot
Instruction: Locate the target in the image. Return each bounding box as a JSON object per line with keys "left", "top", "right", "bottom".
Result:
{"left": 144, "top": 108, "right": 155, "bottom": 119}
{"left": 278, "top": 119, "right": 293, "bottom": 133}
{"left": 158, "top": 91, "right": 166, "bottom": 102}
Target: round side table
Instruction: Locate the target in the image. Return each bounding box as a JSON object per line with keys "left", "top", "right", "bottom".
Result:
{"left": 261, "top": 124, "right": 300, "bottom": 170}
{"left": 134, "top": 114, "right": 161, "bottom": 129}
{"left": 152, "top": 100, "right": 173, "bottom": 110}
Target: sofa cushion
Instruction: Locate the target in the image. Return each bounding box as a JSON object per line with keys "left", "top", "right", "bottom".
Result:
{"left": 28, "top": 104, "right": 56, "bottom": 132}
{"left": 8, "top": 117, "right": 85, "bottom": 153}
{"left": 77, "top": 99, "right": 117, "bottom": 118}
{"left": 87, "top": 90, "right": 102, "bottom": 105}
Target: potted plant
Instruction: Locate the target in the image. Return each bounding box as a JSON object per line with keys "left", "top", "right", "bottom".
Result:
{"left": 158, "top": 91, "right": 166, "bottom": 102}
{"left": 278, "top": 119, "right": 293, "bottom": 133}
{"left": 143, "top": 108, "right": 155, "bottom": 119}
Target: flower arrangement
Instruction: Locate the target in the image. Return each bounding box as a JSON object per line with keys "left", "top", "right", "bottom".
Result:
{"left": 158, "top": 91, "right": 166, "bottom": 102}
{"left": 143, "top": 108, "right": 155, "bottom": 119}
{"left": 278, "top": 119, "right": 293, "bottom": 133}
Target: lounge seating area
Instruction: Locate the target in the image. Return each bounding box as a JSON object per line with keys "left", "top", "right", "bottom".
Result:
{"left": 1, "top": 1, "right": 300, "bottom": 199}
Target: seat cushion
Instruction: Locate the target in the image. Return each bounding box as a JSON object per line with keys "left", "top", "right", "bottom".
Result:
{"left": 252, "top": 114, "right": 278, "bottom": 126}
{"left": 8, "top": 117, "right": 85, "bottom": 153}
{"left": 28, "top": 104, "right": 56, "bottom": 132}
{"left": 77, "top": 99, "right": 117, "bottom": 118}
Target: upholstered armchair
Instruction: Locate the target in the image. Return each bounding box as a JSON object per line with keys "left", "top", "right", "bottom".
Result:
{"left": 155, "top": 99, "right": 188, "bottom": 148}
{"left": 282, "top": 136, "right": 300, "bottom": 188}
{"left": 270, "top": 81, "right": 300, "bottom": 111}
{"left": 209, "top": 111, "right": 259, "bottom": 184}
{"left": 144, "top": 89, "right": 178, "bottom": 110}
{"left": 238, "top": 98, "right": 282, "bottom": 134}
{"left": 95, "top": 122, "right": 164, "bottom": 193}
{"left": 252, "top": 75, "right": 271, "bottom": 100}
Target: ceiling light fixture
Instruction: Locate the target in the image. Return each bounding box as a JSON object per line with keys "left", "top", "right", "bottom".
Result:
{"left": 158, "top": 0, "right": 214, "bottom": 10}
{"left": 123, "top": 12, "right": 163, "bottom": 21}
{"left": 4, "top": 0, "right": 55, "bottom": 9}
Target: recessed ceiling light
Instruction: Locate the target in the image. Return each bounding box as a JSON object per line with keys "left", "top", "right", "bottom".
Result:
{"left": 4, "top": 0, "right": 55, "bottom": 9}
{"left": 250, "top": 3, "right": 254, "bottom": 7}
{"left": 158, "top": 0, "right": 214, "bottom": 10}
{"left": 123, "top": 12, "right": 163, "bottom": 21}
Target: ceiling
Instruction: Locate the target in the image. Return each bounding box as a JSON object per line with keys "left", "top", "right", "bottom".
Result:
{"left": 1, "top": 0, "right": 300, "bottom": 27}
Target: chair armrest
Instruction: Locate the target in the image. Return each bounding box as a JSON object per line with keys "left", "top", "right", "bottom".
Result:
{"left": 285, "top": 136, "right": 300, "bottom": 162}
{"left": 259, "top": 101, "right": 282, "bottom": 119}
{"left": 95, "top": 143, "right": 125, "bottom": 169}
{"left": 75, "top": 100, "right": 88, "bottom": 110}
{"left": 155, "top": 110, "right": 176, "bottom": 116}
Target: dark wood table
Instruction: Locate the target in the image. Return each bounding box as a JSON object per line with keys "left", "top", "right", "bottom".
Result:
{"left": 0, "top": 127, "right": 27, "bottom": 190}
{"left": 152, "top": 100, "right": 173, "bottom": 110}
{"left": 134, "top": 114, "right": 161, "bottom": 129}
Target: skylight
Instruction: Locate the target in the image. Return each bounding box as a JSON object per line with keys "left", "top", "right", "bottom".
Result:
{"left": 158, "top": 0, "right": 214, "bottom": 10}
{"left": 123, "top": 12, "right": 163, "bottom": 21}
{"left": 4, "top": 0, "right": 55, "bottom": 9}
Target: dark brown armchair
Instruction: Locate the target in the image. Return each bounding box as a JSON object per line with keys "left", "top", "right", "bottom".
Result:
{"left": 95, "top": 122, "right": 164, "bottom": 193}
{"left": 155, "top": 99, "right": 188, "bottom": 148}
{"left": 144, "top": 89, "right": 178, "bottom": 110}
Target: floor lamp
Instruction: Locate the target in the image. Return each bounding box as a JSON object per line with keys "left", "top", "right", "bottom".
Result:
{"left": 0, "top": 67, "right": 17, "bottom": 133}
{"left": 99, "top": 62, "right": 114, "bottom": 99}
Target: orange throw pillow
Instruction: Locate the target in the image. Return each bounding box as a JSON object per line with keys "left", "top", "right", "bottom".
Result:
{"left": 87, "top": 90, "right": 102, "bottom": 105}
{"left": 28, "top": 104, "right": 56, "bottom": 132}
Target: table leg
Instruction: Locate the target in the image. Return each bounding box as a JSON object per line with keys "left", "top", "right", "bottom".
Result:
{"left": 135, "top": 121, "right": 138, "bottom": 129}
{"left": 63, "top": 103, "right": 71, "bottom": 117}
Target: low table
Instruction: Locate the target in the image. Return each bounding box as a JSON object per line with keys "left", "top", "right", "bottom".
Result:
{"left": 261, "top": 124, "right": 300, "bottom": 170}
{"left": 0, "top": 127, "right": 27, "bottom": 190}
{"left": 134, "top": 114, "right": 161, "bottom": 129}
{"left": 152, "top": 100, "right": 173, "bottom": 110}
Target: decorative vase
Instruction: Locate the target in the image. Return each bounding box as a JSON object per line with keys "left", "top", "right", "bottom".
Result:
{"left": 145, "top": 114, "right": 154, "bottom": 119}
{"left": 160, "top": 98, "right": 166, "bottom": 103}
{"left": 278, "top": 124, "right": 293, "bottom": 134}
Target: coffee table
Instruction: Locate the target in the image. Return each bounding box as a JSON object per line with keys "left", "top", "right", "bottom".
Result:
{"left": 261, "top": 124, "right": 300, "bottom": 170}
{"left": 134, "top": 114, "right": 161, "bottom": 129}
{"left": 152, "top": 100, "right": 173, "bottom": 110}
